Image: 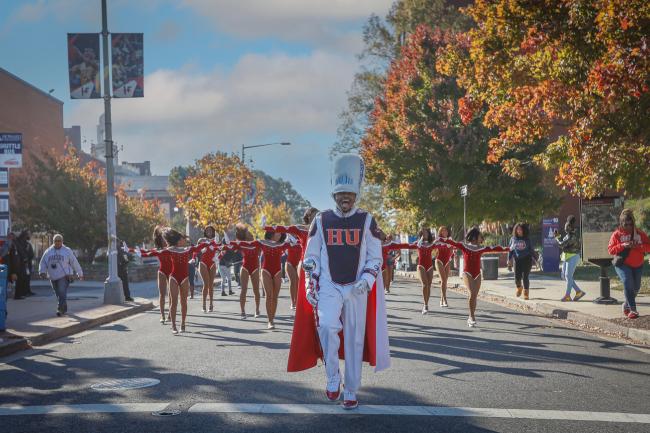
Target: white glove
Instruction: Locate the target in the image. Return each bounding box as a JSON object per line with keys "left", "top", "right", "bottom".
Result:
{"left": 306, "top": 276, "right": 319, "bottom": 307}
{"left": 353, "top": 279, "right": 370, "bottom": 295}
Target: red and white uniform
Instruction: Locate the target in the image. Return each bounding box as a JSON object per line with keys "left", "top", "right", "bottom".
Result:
{"left": 236, "top": 240, "right": 289, "bottom": 277}
{"left": 441, "top": 239, "right": 508, "bottom": 279}
{"left": 288, "top": 207, "right": 389, "bottom": 397}
{"left": 382, "top": 242, "right": 411, "bottom": 270}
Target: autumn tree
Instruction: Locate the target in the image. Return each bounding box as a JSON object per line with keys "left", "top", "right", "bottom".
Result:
{"left": 440, "top": 0, "right": 650, "bottom": 197}
{"left": 361, "top": 25, "right": 560, "bottom": 229}
{"left": 333, "top": 0, "right": 472, "bottom": 157}
{"left": 12, "top": 149, "right": 165, "bottom": 261}
{"left": 179, "top": 152, "right": 256, "bottom": 233}
{"left": 251, "top": 201, "right": 293, "bottom": 239}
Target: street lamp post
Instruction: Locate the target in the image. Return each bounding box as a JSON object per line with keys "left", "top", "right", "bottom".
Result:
{"left": 101, "top": 0, "right": 124, "bottom": 304}
{"left": 239, "top": 142, "right": 291, "bottom": 220}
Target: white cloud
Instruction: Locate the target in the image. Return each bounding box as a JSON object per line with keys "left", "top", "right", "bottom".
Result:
{"left": 67, "top": 50, "right": 355, "bottom": 184}
{"left": 180, "top": 0, "right": 393, "bottom": 51}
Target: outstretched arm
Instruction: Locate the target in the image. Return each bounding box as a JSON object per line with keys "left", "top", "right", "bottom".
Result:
{"left": 484, "top": 245, "right": 509, "bottom": 253}
{"left": 440, "top": 238, "right": 465, "bottom": 252}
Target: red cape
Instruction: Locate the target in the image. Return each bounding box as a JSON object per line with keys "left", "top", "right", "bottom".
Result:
{"left": 287, "top": 273, "right": 381, "bottom": 372}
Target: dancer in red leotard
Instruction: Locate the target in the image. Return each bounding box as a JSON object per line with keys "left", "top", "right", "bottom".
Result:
{"left": 148, "top": 229, "right": 209, "bottom": 334}
{"left": 137, "top": 226, "right": 171, "bottom": 324}
{"left": 285, "top": 236, "right": 302, "bottom": 309}
{"left": 434, "top": 226, "right": 454, "bottom": 308}
{"left": 380, "top": 232, "right": 411, "bottom": 294}
{"left": 237, "top": 232, "right": 289, "bottom": 329}
{"left": 265, "top": 207, "right": 319, "bottom": 312}
{"left": 197, "top": 225, "right": 218, "bottom": 313}
{"left": 440, "top": 227, "right": 509, "bottom": 327}
{"left": 412, "top": 226, "right": 438, "bottom": 314}
{"left": 232, "top": 224, "right": 261, "bottom": 319}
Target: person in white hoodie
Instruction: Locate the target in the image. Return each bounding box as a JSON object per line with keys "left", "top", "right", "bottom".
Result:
{"left": 38, "top": 234, "right": 84, "bottom": 316}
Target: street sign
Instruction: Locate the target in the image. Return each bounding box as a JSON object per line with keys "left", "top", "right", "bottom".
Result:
{"left": 460, "top": 185, "right": 468, "bottom": 197}
{"left": 0, "top": 133, "right": 22, "bottom": 168}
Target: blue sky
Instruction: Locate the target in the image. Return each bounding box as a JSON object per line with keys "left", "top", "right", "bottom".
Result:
{"left": 0, "top": 0, "right": 393, "bottom": 210}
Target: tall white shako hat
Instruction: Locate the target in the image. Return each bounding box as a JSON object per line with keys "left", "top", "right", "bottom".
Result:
{"left": 331, "top": 154, "right": 365, "bottom": 198}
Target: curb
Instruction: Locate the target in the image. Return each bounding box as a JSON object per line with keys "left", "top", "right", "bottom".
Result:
{"left": 0, "top": 300, "right": 153, "bottom": 358}
{"left": 394, "top": 271, "right": 650, "bottom": 346}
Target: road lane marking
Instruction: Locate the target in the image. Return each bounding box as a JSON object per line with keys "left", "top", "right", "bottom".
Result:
{"left": 0, "top": 403, "right": 169, "bottom": 416}
{"left": 188, "top": 403, "right": 650, "bottom": 423}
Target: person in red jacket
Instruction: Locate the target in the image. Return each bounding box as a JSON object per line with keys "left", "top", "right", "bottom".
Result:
{"left": 608, "top": 209, "right": 650, "bottom": 319}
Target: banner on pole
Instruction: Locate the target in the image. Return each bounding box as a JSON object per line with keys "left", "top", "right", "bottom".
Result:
{"left": 0, "top": 133, "right": 22, "bottom": 168}
{"left": 67, "top": 33, "right": 101, "bottom": 99}
{"left": 542, "top": 216, "right": 560, "bottom": 272}
{"left": 111, "top": 33, "right": 144, "bottom": 98}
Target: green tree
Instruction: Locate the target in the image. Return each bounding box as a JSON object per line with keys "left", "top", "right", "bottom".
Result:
{"left": 253, "top": 170, "right": 311, "bottom": 223}
{"left": 12, "top": 150, "right": 166, "bottom": 261}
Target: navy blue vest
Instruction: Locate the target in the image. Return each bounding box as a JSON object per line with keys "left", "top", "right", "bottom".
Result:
{"left": 318, "top": 209, "right": 369, "bottom": 285}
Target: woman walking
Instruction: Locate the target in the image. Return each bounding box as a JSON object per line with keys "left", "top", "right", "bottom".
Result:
{"left": 237, "top": 231, "right": 289, "bottom": 329}
{"left": 413, "top": 226, "right": 437, "bottom": 314}
{"left": 285, "top": 235, "right": 302, "bottom": 310}
{"left": 138, "top": 229, "right": 208, "bottom": 334}
{"left": 434, "top": 226, "right": 454, "bottom": 307}
{"left": 140, "top": 226, "right": 172, "bottom": 324}
{"left": 508, "top": 223, "right": 536, "bottom": 300}
{"left": 198, "top": 225, "right": 218, "bottom": 313}
{"left": 381, "top": 234, "right": 409, "bottom": 294}
{"left": 556, "top": 215, "right": 586, "bottom": 302}
{"left": 608, "top": 209, "right": 650, "bottom": 319}
{"left": 441, "top": 227, "right": 509, "bottom": 327}
{"left": 233, "top": 224, "right": 261, "bottom": 319}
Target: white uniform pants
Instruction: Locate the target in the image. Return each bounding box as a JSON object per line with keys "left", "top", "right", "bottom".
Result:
{"left": 317, "top": 281, "right": 368, "bottom": 394}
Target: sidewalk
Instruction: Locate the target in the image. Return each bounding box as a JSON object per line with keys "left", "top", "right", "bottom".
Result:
{"left": 395, "top": 270, "right": 650, "bottom": 345}
{"left": 0, "top": 280, "right": 157, "bottom": 357}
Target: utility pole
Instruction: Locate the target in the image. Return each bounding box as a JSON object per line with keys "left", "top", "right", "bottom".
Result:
{"left": 101, "top": 0, "right": 124, "bottom": 304}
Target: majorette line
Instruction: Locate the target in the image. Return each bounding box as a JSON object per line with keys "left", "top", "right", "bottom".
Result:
{"left": 124, "top": 154, "right": 519, "bottom": 410}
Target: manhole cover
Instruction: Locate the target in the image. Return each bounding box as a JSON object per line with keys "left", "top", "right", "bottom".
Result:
{"left": 152, "top": 409, "right": 181, "bottom": 417}
{"left": 91, "top": 378, "right": 160, "bottom": 391}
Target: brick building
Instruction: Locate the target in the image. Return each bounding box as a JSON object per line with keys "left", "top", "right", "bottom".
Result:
{"left": 0, "top": 68, "right": 66, "bottom": 172}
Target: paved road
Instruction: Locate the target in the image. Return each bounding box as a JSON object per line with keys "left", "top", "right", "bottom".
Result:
{"left": 1, "top": 277, "right": 649, "bottom": 432}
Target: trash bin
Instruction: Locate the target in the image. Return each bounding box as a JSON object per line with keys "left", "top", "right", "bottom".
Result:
{"left": 0, "top": 264, "right": 7, "bottom": 331}
{"left": 481, "top": 256, "right": 499, "bottom": 280}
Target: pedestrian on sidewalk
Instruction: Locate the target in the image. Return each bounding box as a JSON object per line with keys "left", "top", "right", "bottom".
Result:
{"left": 608, "top": 209, "right": 650, "bottom": 319}
{"left": 555, "top": 215, "right": 586, "bottom": 302}
{"left": 508, "top": 223, "right": 536, "bottom": 300}
{"left": 14, "top": 230, "right": 35, "bottom": 298}
{"left": 117, "top": 239, "right": 134, "bottom": 302}
{"left": 1, "top": 232, "right": 19, "bottom": 299}
{"left": 38, "top": 234, "right": 84, "bottom": 316}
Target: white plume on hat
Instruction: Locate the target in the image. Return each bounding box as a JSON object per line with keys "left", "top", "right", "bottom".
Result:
{"left": 331, "top": 154, "right": 365, "bottom": 197}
